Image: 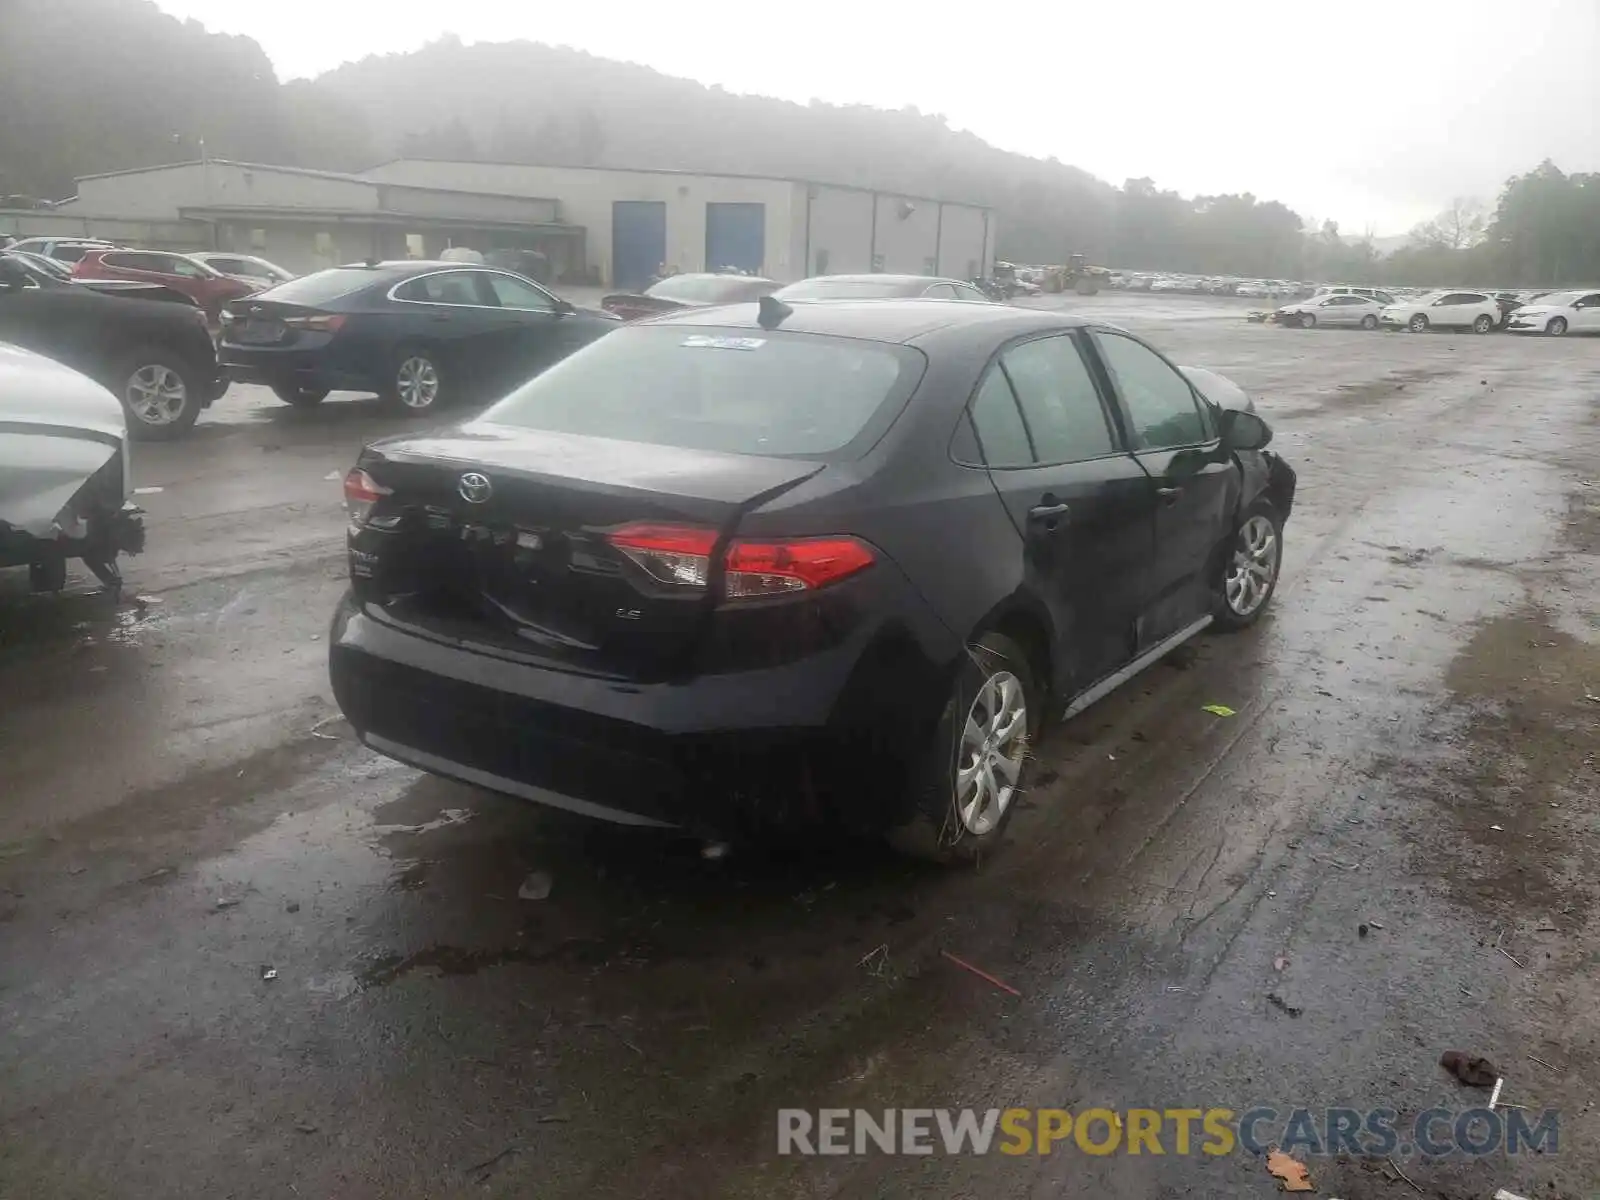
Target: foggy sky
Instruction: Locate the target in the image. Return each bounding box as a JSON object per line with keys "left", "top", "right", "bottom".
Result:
{"left": 154, "top": 0, "right": 1599, "bottom": 234}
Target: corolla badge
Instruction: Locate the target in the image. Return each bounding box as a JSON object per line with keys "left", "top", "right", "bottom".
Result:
{"left": 458, "top": 472, "right": 492, "bottom": 504}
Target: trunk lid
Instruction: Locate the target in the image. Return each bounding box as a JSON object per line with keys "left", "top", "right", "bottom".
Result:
{"left": 352, "top": 424, "right": 824, "bottom": 678}
{"left": 218, "top": 298, "right": 325, "bottom": 347}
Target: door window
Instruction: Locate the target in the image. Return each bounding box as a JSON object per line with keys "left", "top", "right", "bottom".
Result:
{"left": 951, "top": 283, "right": 989, "bottom": 302}
{"left": 164, "top": 256, "right": 208, "bottom": 278}
{"left": 967, "top": 368, "right": 1033, "bottom": 468}
{"left": 1575, "top": 294, "right": 1600, "bottom": 309}
{"left": 481, "top": 271, "right": 556, "bottom": 311}
{"left": 922, "top": 283, "right": 958, "bottom": 299}
{"left": 1093, "top": 331, "right": 1210, "bottom": 451}
{"left": 999, "top": 335, "right": 1117, "bottom": 463}
{"left": 395, "top": 270, "right": 484, "bottom": 306}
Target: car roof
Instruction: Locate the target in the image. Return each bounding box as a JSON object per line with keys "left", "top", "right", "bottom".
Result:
{"left": 636, "top": 297, "right": 1089, "bottom": 345}
{"left": 330, "top": 259, "right": 495, "bottom": 277}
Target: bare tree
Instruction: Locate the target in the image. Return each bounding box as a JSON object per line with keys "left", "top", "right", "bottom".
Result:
{"left": 1410, "top": 197, "right": 1487, "bottom": 250}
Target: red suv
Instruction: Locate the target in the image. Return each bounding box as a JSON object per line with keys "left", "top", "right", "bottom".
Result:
{"left": 73, "top": 249, "right": 257, "bottom": 318}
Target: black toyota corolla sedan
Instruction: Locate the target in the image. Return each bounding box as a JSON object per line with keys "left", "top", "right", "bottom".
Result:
{"left": 328, "top": 297, "right": 1296, "bottom": 861}
{"left": 218, "top": 261, "right": 620, "bottom": 415}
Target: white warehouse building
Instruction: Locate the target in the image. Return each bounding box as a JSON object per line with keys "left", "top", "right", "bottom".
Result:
{"left": 32, "top": 158, "right": 995, "bottom": 289}
{"left": 361, "top": 160, "right": 996, "bottom": 288}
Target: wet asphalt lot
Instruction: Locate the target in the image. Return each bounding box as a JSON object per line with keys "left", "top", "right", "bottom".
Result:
{"left": 2, "top": 295, "right": 1599, "bottom": 1199}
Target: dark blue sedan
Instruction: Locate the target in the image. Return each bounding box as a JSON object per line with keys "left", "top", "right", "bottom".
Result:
{"left": 218, "top": 261, "right": 620, "bottom": 415}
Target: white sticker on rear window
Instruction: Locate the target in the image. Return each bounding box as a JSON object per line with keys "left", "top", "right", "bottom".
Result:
{"left": 681, "top": 335, "right": 766, "bottom": 350}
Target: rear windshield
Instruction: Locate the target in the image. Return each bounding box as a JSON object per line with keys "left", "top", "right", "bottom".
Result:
{"left": 252, "top": 268, "right": 377, "bottom": 305}
{"left": 776, "top": 279, "right": 912, "bottom": 300}
{"left": 480, "top": 325, "right": 924, "bottom": 459}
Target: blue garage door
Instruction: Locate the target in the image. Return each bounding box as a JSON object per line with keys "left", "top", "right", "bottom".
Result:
{"left": 705, "top": 203, "right": 765, "bottom": 275}
{"left": 612, "top": 201, "right": 667, "bottom": 289}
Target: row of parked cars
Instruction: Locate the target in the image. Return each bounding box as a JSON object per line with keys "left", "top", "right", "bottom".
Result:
{"left": 1108, "top": 274, "right": 1316, "bottom": 298}
{"left": 1273, "top": 286, "right": 1600, "bottom": 335}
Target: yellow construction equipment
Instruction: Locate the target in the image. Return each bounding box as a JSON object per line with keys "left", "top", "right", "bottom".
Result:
{"left": 1043, "top": 253, "right": 1113, "bottom": 296}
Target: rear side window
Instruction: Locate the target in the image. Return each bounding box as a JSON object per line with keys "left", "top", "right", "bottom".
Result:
{"left": 481, "top": 325, "right": 923, "bottom": 460}
{"left": 999, "top": 335, "right": 1117, "bottom": 463}
{"left": 967, "top": 369, "right": 1032, "bottom": 467}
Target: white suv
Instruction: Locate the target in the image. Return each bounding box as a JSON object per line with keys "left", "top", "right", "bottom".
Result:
{"left": 1380, "top": 291, "right": 1500, "bottom": 334}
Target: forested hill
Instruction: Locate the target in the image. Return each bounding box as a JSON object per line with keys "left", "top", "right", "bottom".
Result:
{"left": 4, "top": 0, "right": 1597, "bottom": 283}
{"left": 0, "top": 0, "right": 1115, "bottom": 263}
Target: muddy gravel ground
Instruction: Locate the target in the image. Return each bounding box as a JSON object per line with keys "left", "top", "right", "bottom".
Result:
{"left": 2, "top": 296, "right": 1598, "bottom": 1199}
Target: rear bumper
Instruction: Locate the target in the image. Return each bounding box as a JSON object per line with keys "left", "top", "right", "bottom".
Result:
{"left": 328, "top": 589, "right": 959, "bottom": 835}
{"left": 220, "top": 347, "right": 372, "bottom": 393}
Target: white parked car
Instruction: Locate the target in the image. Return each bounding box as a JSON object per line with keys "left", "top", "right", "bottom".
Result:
{"left": 1276, "top": 294, "right": 1387, "bottom": 329}
{"left": 1313, "top": 285, "right": 1397, "bottom": 304}
{"left": 188, "top": 252, "right": 295, "bottom": 292}
{"left": 0, "top": 342, "right": 145, "bottom": 595}
{"left": 1150, "top": 277, "right": 1187, "bottom": 292}
{"left": 1379, "top": 291, "right": 1500, "bottom": 333}
{"left": 1504, "top": 289, "right": 1600, "bottom": 336}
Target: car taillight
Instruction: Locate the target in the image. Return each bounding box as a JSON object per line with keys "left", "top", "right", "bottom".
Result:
{"left": 606, "top": 524, "right": 875, "bottom": 599}
{"left": 724, "top": 538, "right": 876, "bottom": 597}
{"left": 607, "top": 524, "right": 718, "bottom": 587}
{"left": 343, "top": 467, "right": 391, "bottom": 529}
{"left": 283, "top": 313, "right": 346, "bottom": 333}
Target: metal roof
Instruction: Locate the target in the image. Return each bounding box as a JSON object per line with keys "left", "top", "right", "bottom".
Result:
{"left": 361, "top": 158, "right": 994, "bottom": 211}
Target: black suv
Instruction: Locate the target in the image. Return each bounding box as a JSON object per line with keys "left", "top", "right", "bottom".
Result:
{"left": 0, "top": 252, "right": 226, "bottom": 439}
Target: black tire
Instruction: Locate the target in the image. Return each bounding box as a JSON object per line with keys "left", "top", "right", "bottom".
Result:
{"left": 1299, "top": 312, "right": 1316, "bottom": 329}
{"left": 1547, "top": 316, "right": 1568, "bottom": 337}
{"left": 271, "top": 383, "right": 329, "bottom": 407}
{"left": 1472, "top": 314, "right": 1495, "bottom": 334}
{"left": 1212, "top": 500, "right": 1284, "bottom": 632}
{"left": 1408, "top": 314, "right": 1429, "bottom": 333}
{"left": 887, "top": 631, "right": 1039, "bottom": 864}
{"left": 112, "top": 347, "right": 203, "bottom": 441}
{"left": 381, "top": 346, "right": 449, "bottom": 416}
{"left": 1360, "top": 314, "right": 1378, "bottom": 330}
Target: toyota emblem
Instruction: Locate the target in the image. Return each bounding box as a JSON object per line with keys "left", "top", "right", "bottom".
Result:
{"left": 458, "top": 472, "right": 492, "bottom": 504}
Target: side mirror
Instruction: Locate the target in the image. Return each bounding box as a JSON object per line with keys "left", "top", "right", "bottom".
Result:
{"left": 1220, "top": 408, "right": 1272, "bottom": 452}
{"left": 554, "top": 298, "right": 576, "bottom": 316}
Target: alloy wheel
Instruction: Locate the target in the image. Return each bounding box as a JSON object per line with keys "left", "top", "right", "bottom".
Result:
{"left": 1225, "top": 515, "right": 1279, "bottom": 618}
{"left": 397, "top": 357, "right": 440, "bottom": 409}
{"left": 125, "top": 364, "right": 188, "bottom": 426}
{"left": 954, "top": 670, "right": 1027, "bottom": 836}
{"left": 1548, "top": 317, "right": 1568, "bottom": 337}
